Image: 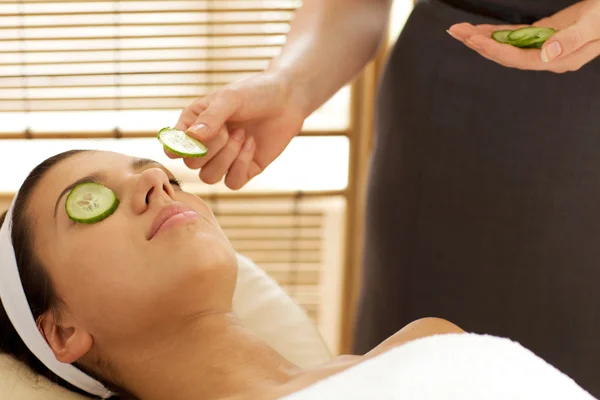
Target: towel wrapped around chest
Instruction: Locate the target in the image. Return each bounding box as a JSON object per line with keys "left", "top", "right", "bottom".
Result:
{"left": 282, "top": 333, "right": 597, "bottom": 400}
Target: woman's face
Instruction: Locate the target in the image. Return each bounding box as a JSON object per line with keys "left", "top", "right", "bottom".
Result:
{"left": 28, "top": 151, "right": 238, "bottom": 345}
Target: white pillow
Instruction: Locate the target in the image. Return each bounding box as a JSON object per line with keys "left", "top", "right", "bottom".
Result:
{"left": 0, "top": 253, "right": 332, "bottom": 399}
{"left": 232, "top": 253, "right": 332, "bottom": 368}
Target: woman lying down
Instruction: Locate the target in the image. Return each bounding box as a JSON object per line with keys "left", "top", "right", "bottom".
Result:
{"left": 0, "top": 150, "right": 595, "bottom": 400}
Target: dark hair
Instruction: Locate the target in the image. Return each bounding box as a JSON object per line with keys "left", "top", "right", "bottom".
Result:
{"left": 0, "top": 150, "right": 120, "bottom": 399}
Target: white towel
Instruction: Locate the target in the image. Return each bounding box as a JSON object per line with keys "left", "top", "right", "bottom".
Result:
{"left": 281, "top": 333, "right": 597, "bottom": 399}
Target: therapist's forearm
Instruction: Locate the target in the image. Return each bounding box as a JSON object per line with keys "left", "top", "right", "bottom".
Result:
{"left": 267, "top": 0, "right": 393, "bottom": 117}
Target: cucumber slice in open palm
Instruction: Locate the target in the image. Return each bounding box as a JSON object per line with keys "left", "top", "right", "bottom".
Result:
{"left": 508, "top": 27, "right": 556, "bottom": 47}
{"left": 66, "top": 183, "right": 120, "bottom": 224}
{"left": 492, "top": 26, "right": 556, "bottom": 49}
{"left": 157, "top": 127, "right": 208, "bottom": 158}
{"left": 491, "top": 30, "right": 512, "bottom": 44}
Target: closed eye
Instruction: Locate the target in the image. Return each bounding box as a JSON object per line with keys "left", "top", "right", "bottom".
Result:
{"left": 169, "top": 178, "right": 182, "bottom": 188}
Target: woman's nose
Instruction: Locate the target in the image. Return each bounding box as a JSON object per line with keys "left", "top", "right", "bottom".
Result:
{"left": 132, "top": 168, "right": 175, "bottom": 214}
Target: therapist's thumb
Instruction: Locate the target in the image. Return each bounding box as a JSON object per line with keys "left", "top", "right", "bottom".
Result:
{"left": 541, "top": 16, "right": 599, "bottom": 62}
{"left": 186, "top": 93, "right": 239, "bottom": 142}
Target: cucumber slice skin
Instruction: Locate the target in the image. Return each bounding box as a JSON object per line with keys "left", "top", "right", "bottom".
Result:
{"left": 66, "top": 183, "right": 120, "bottom": 224}
{"left": 157, "top": 127, "right": 208, "bottom": 158}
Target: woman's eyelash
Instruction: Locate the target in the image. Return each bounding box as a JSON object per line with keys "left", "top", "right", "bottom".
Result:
{"left": 169, "top": 178, "right": 182, "bottom": 187}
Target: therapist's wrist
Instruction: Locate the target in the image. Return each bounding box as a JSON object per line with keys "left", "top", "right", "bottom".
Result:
{"left": 265, "top": 63, "right": 314, "bottom": 120}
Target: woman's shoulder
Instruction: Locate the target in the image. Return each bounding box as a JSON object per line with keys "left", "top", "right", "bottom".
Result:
{"left": 363, "top": 317, "right": 465, "bottom": 359}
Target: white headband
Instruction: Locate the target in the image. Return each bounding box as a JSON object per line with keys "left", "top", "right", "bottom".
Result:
{"left": 0, "top": 192, "right": 114, "bottom": 399}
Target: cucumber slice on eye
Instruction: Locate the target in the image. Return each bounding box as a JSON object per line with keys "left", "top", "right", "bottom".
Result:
{"left": 491, "top": 30, "right": 512, "bottom": 44}
{"left": 157, "top": 127, "right": 208, "bottom": 158}
{"left": 66, "top": 183, "right": 120, "bottom": 224}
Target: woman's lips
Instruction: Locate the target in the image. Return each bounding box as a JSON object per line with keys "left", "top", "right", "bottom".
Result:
{"left": 148, "top": 202, "right": 199, "bottom": 240}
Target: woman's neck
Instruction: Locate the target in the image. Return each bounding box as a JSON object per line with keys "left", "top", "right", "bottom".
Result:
{"left": 107, "top": 312, "right": 300, "bottom": 400}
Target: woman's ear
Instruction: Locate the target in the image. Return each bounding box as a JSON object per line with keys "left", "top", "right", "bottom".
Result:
{"left": 37, "top": 310, "right": 93, "bottom": 364}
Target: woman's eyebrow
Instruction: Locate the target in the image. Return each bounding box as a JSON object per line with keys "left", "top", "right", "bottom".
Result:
{"left": 131, "top": 157, "right": 160, "bottom": 171}
{"left": 54, "top": 171, "right": 107, "bottom": 219}
{"left": 131, "top": 157, "right": 176, "bottom": 178}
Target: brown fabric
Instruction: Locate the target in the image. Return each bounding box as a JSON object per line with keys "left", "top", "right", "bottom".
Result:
{"left": 353, "top": 0, "right": 600, "bottom": 396}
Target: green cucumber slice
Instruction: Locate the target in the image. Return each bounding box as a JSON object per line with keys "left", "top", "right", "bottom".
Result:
{"left": 157, "top": 127, "right": 208, "bottom": 158}
{"left": 66, "top": 183, "right": 120, "bottom": 224}
{"left": 507, "top": 27, "right": 556, "bottom": 48}
{"left": 491, "top": 30, "right": 512, "bottom": 44}
{"left": 491, "top": 27, "right": 556, "bottom": 49}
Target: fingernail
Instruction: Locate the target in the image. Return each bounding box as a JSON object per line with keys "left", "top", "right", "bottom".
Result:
{"left": 188, "top": 123, "right": 208, "bottom": 136}
{"left": 446, "top": 30, "right": 461, "bottom": 40}
{"left": 232, "top": 129, "right": 245, "bottom": 142}
{"left": 541, "top": 41, "right": 561, "bottom": 62}
{"left": 243, "top": 137, "right": 254, "bottom": 152}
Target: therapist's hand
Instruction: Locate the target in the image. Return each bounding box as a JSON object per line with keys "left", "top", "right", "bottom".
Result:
{"left": 447, "top": 0, "right": 600, "bottom": 73}
{"left": 167, "top": 73, "right": 306, "bottom": 190}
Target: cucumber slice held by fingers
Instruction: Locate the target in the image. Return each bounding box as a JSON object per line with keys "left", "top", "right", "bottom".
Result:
{"left": 66, "top": 183, "right": 120, "bottom": 224}
{"left": 157, "top": 127, "right": 208, "bottom": 158}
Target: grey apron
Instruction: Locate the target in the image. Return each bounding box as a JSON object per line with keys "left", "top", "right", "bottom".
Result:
{"left": 354, "top": 0, "right": 600, "bottom": 395}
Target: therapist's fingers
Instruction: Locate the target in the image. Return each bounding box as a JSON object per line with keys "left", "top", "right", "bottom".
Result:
{"left": 224, "top": 137, "right": 262, "bottom": 191}
{"left": 162, "top": 100, "right": 209, "bottom": 160}
{"left": 543, "top": 39, "right": 600, "bottom": 73}
{"left": 175, "top": 98, "right": 207, "bottom": 132}
{"left": 164, "top": 147, "right": 179, "bottom": 159}
{"left": 199, "top": 128, "right": 245, "bottom": 184}
{"left": 185, "top": 92, "right": 240, "bottom": 143}
{"left": 183, "top": 126, "right": 229, "bottom": 170}
{"left": 540, "top": 15, "right": 600, "bottom": 62}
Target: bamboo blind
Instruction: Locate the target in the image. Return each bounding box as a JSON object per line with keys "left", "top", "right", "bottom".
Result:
{"left": 0, "top": 0, "right": 299, "bottom": 114}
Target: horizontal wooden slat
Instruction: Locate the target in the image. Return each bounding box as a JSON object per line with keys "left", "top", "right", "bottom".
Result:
{"left": 258, "top": 262, "right": 321, "bottom": 273}
{"left": 215, "top": 211, "right": 323, "bottom": 217}
{"left": 0, "top": 81, "right": 228, "bottom": 90}
{"left": 0, "top": 56, "right": 272, "bottom": 67}
{"left": 280, "top": 286, "right": 319, "bottom": 302}
{"left": 0, "top": 33, "right": 288, "bottom": 43}
{"left": 0, "top": 97, "right": 214, "bottom": 111}
{"left": 217, "top": 214, "right": 323, "bottom": 226}
{"left": 0, "top": 20, "right": 291, "bottom": 31}
{"left": 0, "top": 130, "right": 348, "bottom": 139}
{"left": 0, "top": 36, "right": 286, "bottom": 52}
{"left": 222, "top": 227, "right": 322, "bottom": 240}
{"left": 231, "top": 240, "right": 321, "bottom": 252}
{"left": 237, "top": 251, "right": 321, "bottom": 264}
{"left": 0, "top": 72, "right": 249, "bottom": 88}
{"left": 0, "top": 8, "right": 297, "bottom": 18}
{"left": 0, "top": 43, "right": 284, "bottom": 55}
{"left": 0, "top": 68, "right": 261, "bottom": 79}
{"left": 268, "top": 270, "right": 320, "bottom": 286}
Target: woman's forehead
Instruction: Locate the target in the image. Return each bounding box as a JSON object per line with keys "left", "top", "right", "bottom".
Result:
{"left": 43, "top": 151, "right": 134, "bottom": 185}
